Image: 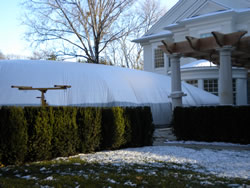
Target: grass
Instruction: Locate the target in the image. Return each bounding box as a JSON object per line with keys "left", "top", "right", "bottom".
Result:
{"left": 0, "top": 157, "right": 249, "bottom": 187}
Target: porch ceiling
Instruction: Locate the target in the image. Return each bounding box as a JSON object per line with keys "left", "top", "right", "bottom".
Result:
{"left": 159, "top": 31, "right": 250, "bottom": 69}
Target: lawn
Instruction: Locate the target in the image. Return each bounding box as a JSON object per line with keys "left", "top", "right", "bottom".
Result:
{"left": 0, "top": 157, "right": 249, "bottom": 187}
{"left": 1, "top": 144, "right": 250, "bottom": 187}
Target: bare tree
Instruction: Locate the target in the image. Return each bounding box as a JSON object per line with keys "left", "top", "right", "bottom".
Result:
{"left": 5, "top": 54, "right": 27, "bottom": 60}
{"left": 29, "top": 49, "right": 61, "bottom": 61}
{"left": 22, "top": 0, "right": 135, "bottom": 64}
{"left": 0, "top": 51, "right": 28, "bottom": 60}
{"left": 138, "top": 0, "right": 166, "bottom": 33}
{"left": 107, "top": 0, "right": 166, "bottom": 69}
{"left": 0, "top": 51, "right": 5, "bottom": 59}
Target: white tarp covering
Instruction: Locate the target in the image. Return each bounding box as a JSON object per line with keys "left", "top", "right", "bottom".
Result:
{"left": 0, "top": 60, "right": 219, "bottom": 125}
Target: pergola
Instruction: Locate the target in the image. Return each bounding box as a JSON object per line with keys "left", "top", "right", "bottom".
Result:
{"left": 159, "top": 31, "right": 250, "bottom": 109}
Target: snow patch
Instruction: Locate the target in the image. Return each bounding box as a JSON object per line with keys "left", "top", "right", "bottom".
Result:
{"left": 107, "top": 178, "right": 117, "bottom": 184}
{"left": 40, "top": 167, "right": 46, "bottom": 171}
{"left": 21, "top": 175, "right": 38, "bottom": 180}
{"left": 72, "top": 146, "right": 250, "bottom": 179}
{"left": 181, "top": 60, "right": 216, "bottom": 69}
{"left": 45, "top": 176, "right": 54, "bottom": 181}
{"left": 124, "top": 181, "right": 137, "bottom": 186}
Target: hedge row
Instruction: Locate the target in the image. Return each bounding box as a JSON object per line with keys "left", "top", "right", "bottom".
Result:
{"left": 0, "top": 106, "right": 154, "bottom": 165}
{"left": 171, "top": 106, "right": 250, "bottom": 144}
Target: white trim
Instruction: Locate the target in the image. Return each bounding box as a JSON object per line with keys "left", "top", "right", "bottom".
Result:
{"left": 190, "top": 0, "right": 229, "bottom": 18}
{"left": 181, "top": 67, "right": 247, "bottom": 80}
{"left": 145, "top": 0, "right": 186, "bottom": 35}
{"left": 210, "top": 0, "right": 231, "bottom": 9}
{"left": 132, "top": 31, "right": 172, "bottom": 43}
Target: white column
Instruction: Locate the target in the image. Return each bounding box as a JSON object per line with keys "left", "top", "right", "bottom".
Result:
{"left": 198, "top": 79, "right": 204, "bottom": 90}
{"left": 236, "top": 78, "right": 247, "bottom": 105}
{"left": 169, "top": 53, "right": 186, "bottom": 110}
{"left": 218, "top": 46, "right": 234, "bottom": 105}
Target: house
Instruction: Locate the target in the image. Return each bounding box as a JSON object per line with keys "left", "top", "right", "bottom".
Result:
{"left": 133, "top": 0, "right": 250, "bottom": 105}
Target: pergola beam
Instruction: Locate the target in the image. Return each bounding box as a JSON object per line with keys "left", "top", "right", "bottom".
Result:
{"left": 212, "top": 31, "right": 247, "bottom": 47}
{"left": 159, "top": 31, "right": 250, "bottom": 69}
{"left": 159, "top": 31, "right": 250, "bottom": 106}
{"left": 186, "top": 36, "right": 200, "bottom": 50}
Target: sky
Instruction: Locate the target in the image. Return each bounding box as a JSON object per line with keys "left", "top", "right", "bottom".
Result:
{"left": 0, "top": 0, "right": 179, "bottom": 58}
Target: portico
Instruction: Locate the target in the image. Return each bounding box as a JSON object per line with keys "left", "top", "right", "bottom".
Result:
{"left": 159, "top": 31, "right": 250, "bottom": 107}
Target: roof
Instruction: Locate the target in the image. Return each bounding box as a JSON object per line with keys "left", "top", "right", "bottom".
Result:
{"left": 164, "top": 8, "right": 250, "bottom": 30}
{"left": 133, "top": 0, "right": 250, "bottom": 43}
{"left": 181, "top": 60, "right": 217, "bottom": 69}
{"left": 132, "top": 31, "right": 172, "bottom": 43}
{"left": 213, "top": 0, "right": 250, "bottom": 9}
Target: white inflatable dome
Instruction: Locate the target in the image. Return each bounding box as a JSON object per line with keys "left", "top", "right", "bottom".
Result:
{"left": 0, "top": 60, "right": 219, "bottom": 125}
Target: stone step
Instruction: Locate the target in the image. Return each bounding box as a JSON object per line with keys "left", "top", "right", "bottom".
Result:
{"left": 153, "top": 127, "right": 177, "bottom": 146}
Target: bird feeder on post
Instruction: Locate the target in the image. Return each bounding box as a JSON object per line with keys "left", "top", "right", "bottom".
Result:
{"left": 11, "top": 85, "right": 71, "bottom": 106}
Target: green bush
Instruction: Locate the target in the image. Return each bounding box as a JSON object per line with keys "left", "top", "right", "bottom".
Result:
{"left": 122, "top": 108, "right": 132, "bottom": 147}
{"left": 0, "top": 106, "right": 154, "bottom": 165}
{"left": 52, "top": 107, "right": 78, "bottom": 157}
{"left": 101, "top": 107, "right": 126, "bottom": 150}
{"left": 140, "top": 107, "right": 154, "bottom": 146}
{"left": 111, "top": 107, "right": 126, "bottom": 149}
{"left": 0, "top": 107, "right": 28, "bottom": 165}
{"left": 100, "top": 108, "right": 113, "bottom": 149}
{"left": 24, "top": 107, "right": 53, "bottom": 161}
{"left": 172, "top": 106, "right": 250, "bottom": 144}
{"left": 125, "top": 107, "right": 143, "bottom": 147}
{"left": 77, "top": 107, "right": 102, "bottom": 153}
{"left": 124, "top": 107, "right": 154, "bottom": 147}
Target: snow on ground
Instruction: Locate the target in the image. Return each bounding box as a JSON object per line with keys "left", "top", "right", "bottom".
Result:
{"left": 68, "top": 145, "right": 250, "bottom": 180}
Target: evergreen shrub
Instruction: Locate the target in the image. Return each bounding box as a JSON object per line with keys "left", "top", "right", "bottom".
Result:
{"left": 0, "top": 106, "right": 28, "bottom": 165}
{"left": 51, "top": 107, "right": 78, "bottom": 157}
{"left": 0, "top": 106, "right": 154, "bottom": 165}
{"left": 140, "top": 107, "right": 154, "bottom": 146}
{"left": 101, "top": 107, "right": 126, "bottom": 150}
{"left": 124, "top": 107, "right": 154, "bottom": 147}
{"left": 77, "top": 107, "right": 102, "bottom": 153}
{"left": 24, "top": 107, "right": 53, "bottom": 161}
{"left": 111, "top": 107, "right": 126, "bottom": 149}
{"left": 172, "top": 106, "right": 250, "bottom": 144}
{"left": 125, "top": 107, "right": 143, "bottom": 147}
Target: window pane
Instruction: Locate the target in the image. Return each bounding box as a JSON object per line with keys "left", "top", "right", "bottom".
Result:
{"left": 204, "top": 79, "right": 218, "bottom": 96}
{"left": 204, "top": 79, "right": 236, "bottom": 104}
{"left": 154, "top": 49, "right": 164, "bottom": 68}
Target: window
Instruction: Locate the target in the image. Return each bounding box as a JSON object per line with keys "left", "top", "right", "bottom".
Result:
{"left": 204, "top": 79, "right": 236, "bottom": 104}
{"left": 186, "top": 80, "right": 198, "bottom": 87}
{"left": 204, "top": 79, "right": 218, "bottom": 96}
{"left": 154, "top": 48, "right": 164, "bottom": 68}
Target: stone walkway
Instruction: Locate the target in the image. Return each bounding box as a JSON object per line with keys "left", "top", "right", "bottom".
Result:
{"left": 153, "top": 128, "right": 250, "bottom": 151}
{"left": 163, "top": 142, "right": 250, "bottom": 151}
{"left": 153, "top": 127, "right": 176, "bottom": 146}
